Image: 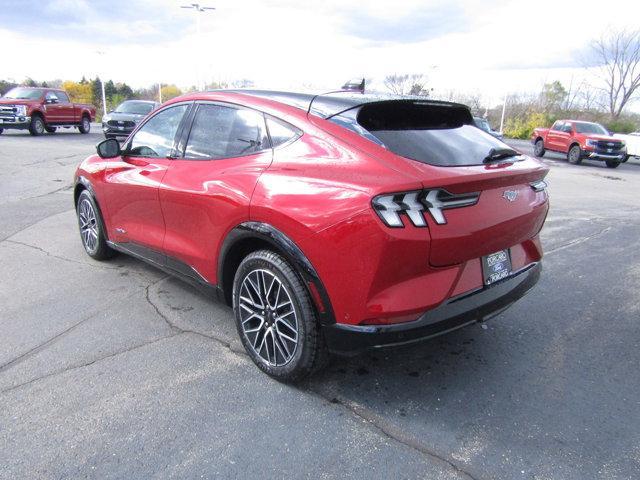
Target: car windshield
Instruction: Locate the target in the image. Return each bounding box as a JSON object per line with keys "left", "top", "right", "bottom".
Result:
{"left": 574, "top": 122, "right": 608, "bottom": 135}
{"left": 115, "top": 101, "right": 155, "bottom": 115}
{"left": 3, "top": 88, "right": 43, "bottom": 100}
{"left": 475, "top": 118, "right": 491, "bottom": 132}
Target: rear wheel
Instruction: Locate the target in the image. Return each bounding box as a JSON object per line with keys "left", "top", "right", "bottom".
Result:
{"left": 568, "top": 145, "right": 582, "bottom": 165}
{"left": 76, "top": 190, "right": 116, "bottom": 260}
{"left": 233, "top": 250, "right": 329, "bottom": 382}
{"left": 78, "top": 115, "right": 91, "bottom": 134}
{"left": 534, "top": 138, "right": 545, "bottom": 157}
{"left": 605, "top": 160, "right": 620, "bottom": 169}
{"left": 29, "top": 115, "right": 45, "bottom": 136}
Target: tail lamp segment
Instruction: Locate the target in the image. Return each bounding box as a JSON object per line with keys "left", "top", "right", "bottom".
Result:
{"left": 372, "top": 189, "right": 480, "bottom": 227}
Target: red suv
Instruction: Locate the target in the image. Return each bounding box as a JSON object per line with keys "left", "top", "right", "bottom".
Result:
{"left": 74, "top": 90, "right": 549, "bottom": 381}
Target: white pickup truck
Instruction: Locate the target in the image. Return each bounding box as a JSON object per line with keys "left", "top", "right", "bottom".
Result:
{"left": 614, "top": 132, "right": 640, "bottom": 160}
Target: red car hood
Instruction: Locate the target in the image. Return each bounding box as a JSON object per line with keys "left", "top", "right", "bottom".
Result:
{"left": 584, "top": 134, "right": 619, "bottom": 142}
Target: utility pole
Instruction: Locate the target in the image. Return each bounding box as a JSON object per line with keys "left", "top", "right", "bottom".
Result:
{"left": 181, "top": 3, "right": 216, "bottom": 91}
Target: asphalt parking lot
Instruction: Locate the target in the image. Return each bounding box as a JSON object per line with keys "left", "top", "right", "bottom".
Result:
{"left": 1, "top": 128, "right": 639, "bottom": 480}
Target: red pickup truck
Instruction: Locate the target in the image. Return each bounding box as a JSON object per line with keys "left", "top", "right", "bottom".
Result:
{"left": 531, "top": 119, "right": 627, "bottom": 168}
{"left": 0, "top": 86, "right": 96, "bottom": 136}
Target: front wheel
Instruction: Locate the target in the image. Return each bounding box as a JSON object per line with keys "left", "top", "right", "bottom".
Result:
{"left": 29, "top": 115, "right": 45, "bottom": 136}
{"left": 568, "top": 145, "right": 582, "bottom": 165}
{"left": 76, "top": 190, "right": 116, "bottom": 260}
{"left": 605, "top": 160, "right": 620, "bottom": 169}
{"left": 534, "top": 139, "right": 545, "bottom": 157}
{"left": 233, "top": 250, "right": 329, "bottom": 382}
{"left": 78, "top": 115, "right": 91, "bottom": 134}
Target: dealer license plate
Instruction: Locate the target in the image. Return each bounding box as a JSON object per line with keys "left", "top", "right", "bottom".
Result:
{"left": 482, "top": 249, "right": 512, "bottom": 285}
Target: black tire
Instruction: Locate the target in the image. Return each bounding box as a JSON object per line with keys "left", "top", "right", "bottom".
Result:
{"left": 233, "top": 249, "right": 330, "bottom": 382}
{"left": 568, "top": 144, "right": 582, "bottom": 165}
{"left": 45, "top": 126, "right": 57, "bottom": 133}
{"left": 29, "top": 114, "right": 45, "bottom": 136}
{"left": 78, "top": 115, "right": 91, "bottom": 134}
{"left": 534, "top": 138, "right": 545, "bottom": 158}
{"left": 605, "top": 160, "right": 620, "bottom": 169}
{"left": 76, "top": 190, "right": 116, "bottom": 260}
{"left": 0, "top": 128, "right": 3, "bottom": 134}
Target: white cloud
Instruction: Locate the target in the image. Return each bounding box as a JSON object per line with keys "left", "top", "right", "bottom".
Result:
{"left": 1, "top": 0, "right": 639, "bottom": 110}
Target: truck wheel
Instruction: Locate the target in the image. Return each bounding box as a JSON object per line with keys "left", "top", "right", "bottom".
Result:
{"left": 233, "top": 249, "right": 330, "bottom": 382}
{"left": 534, "top": 139, "right": 545, "bottom": 157}
{"left": 605, "top": 160, "right": 620, "bottom": 169}
{"left": 45, "top": 126, "right": 57, "bottom": 133}
{"left": 29, "top": 115, "right": 45, "bottom": 136}
{"left": 568, "top": 145, "right": 582, "bottom": 165}
{"left": 78, "top": 115, "right": 91, "bottom": 134}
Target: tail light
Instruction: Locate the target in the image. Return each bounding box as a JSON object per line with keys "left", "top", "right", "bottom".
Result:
{"left": 372, "top": 189, "right": 480, "bottom": 227}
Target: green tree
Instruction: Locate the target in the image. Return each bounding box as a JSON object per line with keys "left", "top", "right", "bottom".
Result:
{"left": 541, "top": 81, "right": 568, "bottom": 112}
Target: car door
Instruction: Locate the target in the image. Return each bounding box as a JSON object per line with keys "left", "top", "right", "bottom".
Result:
{"left": 159, "top": 102, "right": 273, "bottom": 283}
{"left": 546, "top": 121, "right": 564, "bottom": 150}
{"left": 557, "top": 122, "right": 574, "bottom": 152}
{"left": 55, "top": 91, "right": 75, "bottom": 123}
{"left": 101, "top": 103, "right": 191, "bottom": 258}
{"left": 44, "top": 91, "right": 63, "bottom": 123}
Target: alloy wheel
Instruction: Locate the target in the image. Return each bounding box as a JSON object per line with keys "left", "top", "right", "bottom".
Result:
{"left": 78, "top": 198, "right": 99, "bottom": 253}
{"left": 239, "top": 269, "right": 299, "bottom": 366}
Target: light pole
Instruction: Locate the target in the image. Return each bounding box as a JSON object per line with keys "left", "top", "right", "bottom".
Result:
{"left": 499, "top": 94, "right": 508, "bottom": 134}
{"left": 96, "top": 51, "right": 108, "bottom": 117}
{"left": 180, "top": 3, "right": 215, "bottom": 91}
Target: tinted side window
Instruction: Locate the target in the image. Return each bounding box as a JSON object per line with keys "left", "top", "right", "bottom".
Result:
{"left": 57, "top": 91, "right": 70, "bottom": 103}
{"left": 551, "top": 121, "right": 563, "bottom": 132}
{"left": 129, "top": 104, "right": 189, "bottom": 158}
{"left": 184, "top": 104, "right": 268, "bottom": 160}
{"left": 266, "top": 117, "right": 301, "bottom": 147}
{"left": 46, "top": 91, "right": 59, "bottom": 102}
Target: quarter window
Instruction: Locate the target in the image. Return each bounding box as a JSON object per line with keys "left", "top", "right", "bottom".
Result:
{"left": 266, "top": 117, "right": 301, "bottom": 148}
{"left": 128, "top": 104, "right": 189, "bottom": 158}
{"left": 184, "top": 104, "right": 268, "bottom": 160}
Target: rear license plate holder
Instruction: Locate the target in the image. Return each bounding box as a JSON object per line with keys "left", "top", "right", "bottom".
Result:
{"left": 482, "top": 249, "right": 512, "bottom": 285}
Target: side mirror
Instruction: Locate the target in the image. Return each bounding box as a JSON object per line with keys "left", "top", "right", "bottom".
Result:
{"left": 96, "top": 138, "right": 121, "bottom": 158}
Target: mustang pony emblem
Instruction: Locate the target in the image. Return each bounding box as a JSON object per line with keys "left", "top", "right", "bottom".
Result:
{"left": 503, "top": 190, "right": 518, "bottom": 202}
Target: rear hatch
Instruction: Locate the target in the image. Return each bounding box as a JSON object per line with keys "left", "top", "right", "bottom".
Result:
{"left": 328, "top": 100, "right": 549, "bottom": 267}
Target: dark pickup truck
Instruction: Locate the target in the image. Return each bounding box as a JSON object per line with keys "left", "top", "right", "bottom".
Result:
{"left": 0, "top": 86, "right": 96, "bottom": 136}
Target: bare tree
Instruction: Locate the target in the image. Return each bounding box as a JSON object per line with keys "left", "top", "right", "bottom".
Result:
{"left": 590, "top": 30, "right": 640, "bottom": 119}
{"left": 383, "top": 74, "right": 428, "bottom": 96}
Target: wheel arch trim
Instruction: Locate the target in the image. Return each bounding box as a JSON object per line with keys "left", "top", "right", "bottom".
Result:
{"left": 219, "top": 221, "right": 336, "bottom": 325}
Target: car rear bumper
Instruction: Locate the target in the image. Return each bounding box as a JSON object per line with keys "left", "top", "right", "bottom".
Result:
{"left": 323, "top": 261, "right": 541, "bottom": 356}
{"left": 0, "top": 116, "right": 31, "bottom": 129}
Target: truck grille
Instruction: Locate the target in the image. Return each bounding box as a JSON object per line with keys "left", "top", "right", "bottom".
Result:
{"left": 0, "top": 105, "right": 18, "bottom": 118}
{"left": 107, "top": 120, "right": 135, "bottom": 128}
{"left": 595, "top": 140, "right": 624, "bottom": 150}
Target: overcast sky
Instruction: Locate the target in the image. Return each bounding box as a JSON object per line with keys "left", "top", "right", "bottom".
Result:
{"left": 1, "top": 0, "right": 639, "bottom": 105}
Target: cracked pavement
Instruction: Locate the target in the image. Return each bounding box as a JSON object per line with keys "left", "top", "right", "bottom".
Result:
{"left": 1, "top": 130, "right": 639, "bottom": 479}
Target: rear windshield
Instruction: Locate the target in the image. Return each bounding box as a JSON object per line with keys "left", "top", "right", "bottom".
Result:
{"left": 330, "top": 101, "right": 512, "bottom": 167}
